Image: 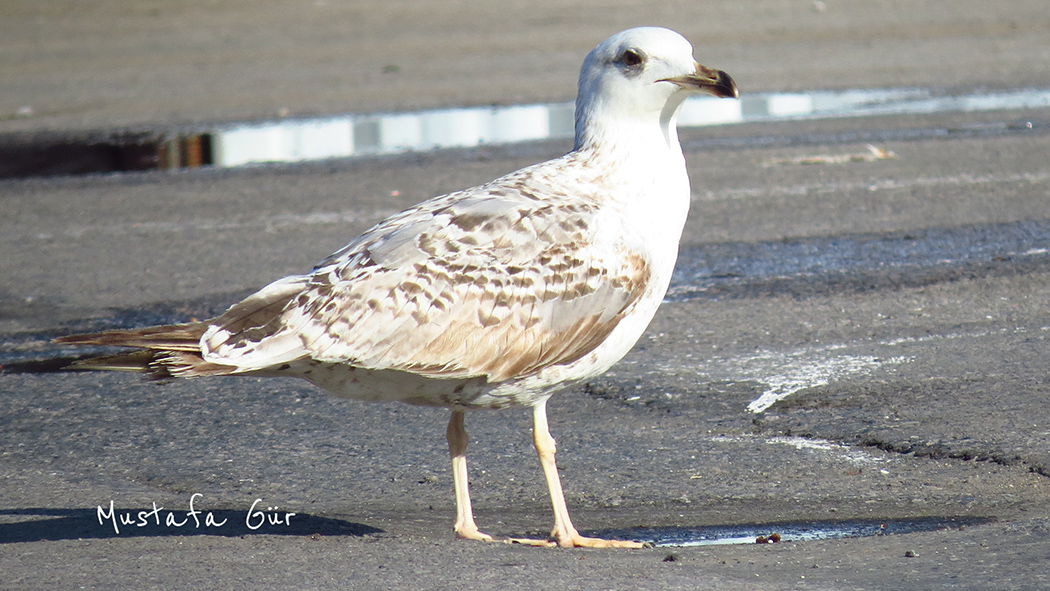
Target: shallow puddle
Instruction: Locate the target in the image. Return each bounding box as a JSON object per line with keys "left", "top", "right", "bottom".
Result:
{"left": 597, "top": 515, "right": 991, "bottom": 547}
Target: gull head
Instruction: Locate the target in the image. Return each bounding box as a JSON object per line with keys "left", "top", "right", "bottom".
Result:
{"left": 574, "top": 27, "right": 738, "bottom": 152}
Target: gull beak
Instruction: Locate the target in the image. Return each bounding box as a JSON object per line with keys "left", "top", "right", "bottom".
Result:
{"left": 660, "top": 63, "right": 739, "bottom": 99}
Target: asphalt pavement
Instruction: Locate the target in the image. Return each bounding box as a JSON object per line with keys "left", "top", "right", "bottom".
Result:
{"left": 2, "top": 1, "right": 1050, "bottom": 589}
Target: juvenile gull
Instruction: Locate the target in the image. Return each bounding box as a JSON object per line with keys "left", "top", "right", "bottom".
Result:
{"left": 57, "top": 27, "right": 737, "bottom": 548}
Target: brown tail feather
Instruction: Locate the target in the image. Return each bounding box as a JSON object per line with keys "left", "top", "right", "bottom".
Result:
{"left": 55, "top": 322, "right": 208, "bottom": 351}
{"left": 66, "top": 350, "right": 161, "bottom": 373}
{"left": 56, "top": 322, "right": 238, "bottom": 379}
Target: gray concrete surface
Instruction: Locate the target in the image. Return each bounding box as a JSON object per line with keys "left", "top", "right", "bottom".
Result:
{"left": 2, "top": 1, "right": 1050, "bottom": 589}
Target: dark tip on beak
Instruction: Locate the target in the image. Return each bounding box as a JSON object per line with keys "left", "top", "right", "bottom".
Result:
{"left": 709, "top": 69, "right": 739, "bottom": 99}
{"left": 694, "top": 64, "right": 738, "bottom": 99}
{"left": 659, "top": 65, "right": 739, "bottom": 99}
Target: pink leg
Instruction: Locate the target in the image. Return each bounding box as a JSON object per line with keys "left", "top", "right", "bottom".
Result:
{"left": 446, "top": 410, "right": 492, "bottom": 541}
{"left": 531, "top": 399, "right": 646, "bottom": 548}
{"left": 446, "top": 410, "right": 552, "bottom": 546}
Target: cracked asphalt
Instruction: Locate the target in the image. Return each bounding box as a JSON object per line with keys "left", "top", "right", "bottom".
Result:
{"left": 2, "top": 1, "right": 1050, "bottom": 589}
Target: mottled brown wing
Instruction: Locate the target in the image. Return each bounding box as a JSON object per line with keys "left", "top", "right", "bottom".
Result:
{"left": 200, "top": 172, "right": 651, "bottom": 382}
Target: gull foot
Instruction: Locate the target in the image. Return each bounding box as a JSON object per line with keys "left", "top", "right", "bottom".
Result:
{"left": 455, "top": 525, "right": 556, "bottom": 547}
{"left": 555, "top": 533, "right": 650, "bottom": 549}
{"left": 456, "top": 525, "right": 647, "bottom": 548}
{"left": 453, "top": 523, "right": 496, "bottom": 543}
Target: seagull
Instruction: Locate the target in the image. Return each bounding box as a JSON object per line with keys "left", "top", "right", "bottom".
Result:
{"left": 56, "top": 26, "right": 737, "bottom": 548}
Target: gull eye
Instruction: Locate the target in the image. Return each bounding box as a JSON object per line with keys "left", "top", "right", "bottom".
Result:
{"left": 620, "top": 49, "right": 644, "bottom": 68}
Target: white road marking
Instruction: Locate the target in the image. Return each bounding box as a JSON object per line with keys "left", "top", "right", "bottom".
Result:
{"left": 718, "top": 347, "right": 911, "bottom": 413}
{"left": 709, "top": 434, "right": 888, "bottom": 465}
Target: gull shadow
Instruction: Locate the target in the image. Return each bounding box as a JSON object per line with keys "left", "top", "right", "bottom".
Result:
{"left": 593, "top": 515, "right": 995, "bottom": 547}
{"left": 0, "top": 508, "right": 382, "bottom": 544}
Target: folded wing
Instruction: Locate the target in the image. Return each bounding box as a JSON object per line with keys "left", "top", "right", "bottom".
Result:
{"left": 201, "top": 181, "right": 650, "bottom": 382}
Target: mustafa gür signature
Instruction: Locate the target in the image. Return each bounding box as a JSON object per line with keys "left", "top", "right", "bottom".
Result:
{"left": 97, "top": 493, "right": 296, "bottom": 534}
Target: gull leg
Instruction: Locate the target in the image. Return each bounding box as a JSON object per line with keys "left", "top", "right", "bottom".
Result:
{"left": 446, "top": 410, "right": 552, "bottom": 546}
{"left": 447, "top": 410, "right": 492, "bottom": 541}
{"left": 532, "top": 399, "right": 646, "bottom": 548}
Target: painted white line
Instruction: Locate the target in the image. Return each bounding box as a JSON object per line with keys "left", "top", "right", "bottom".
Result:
{"left": 709, "top": 434, "right": 888, "bottom": 465}
{"left": 687, "top": 343, "right": 910, "bottom": 413}
{"left": 740, "top": 351, "right": 909, "bottom": 413}
{"left": 692, "top": 325, "right": 1037, "bottom": 414}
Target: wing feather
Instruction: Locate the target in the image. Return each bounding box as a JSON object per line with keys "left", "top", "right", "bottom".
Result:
{"left": 200, "top": 160, "right": 651, "bottom": 382}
